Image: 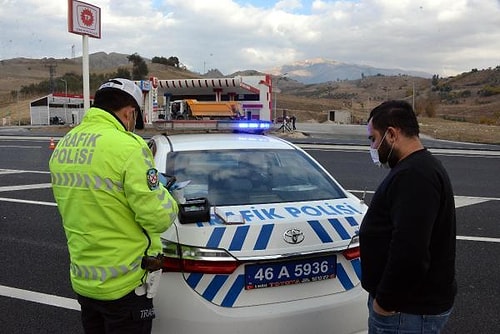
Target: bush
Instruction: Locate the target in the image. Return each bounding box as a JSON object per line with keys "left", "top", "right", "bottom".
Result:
{"left": 479, "top": 117, "right": 496, "bottom": 125}
{"left": 478, "top": 85, "right": 500, "bottom": 97}
{"left": 425, "top": 103, "right": 436, "bottom": 117}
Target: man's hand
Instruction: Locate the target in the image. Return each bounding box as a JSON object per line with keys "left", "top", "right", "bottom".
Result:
{"left": 373, "top": 298, "right": 397, "bottom": 316}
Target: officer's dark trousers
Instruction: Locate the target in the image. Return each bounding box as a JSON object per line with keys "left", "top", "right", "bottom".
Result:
{"left": 77, "top": 290, "right": 155, "bottom": 334}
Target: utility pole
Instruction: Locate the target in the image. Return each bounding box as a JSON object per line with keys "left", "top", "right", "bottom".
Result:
{"left": 273, "top": 73, "right": 288, "bottom": 121}
{"left": 203, "top": 53, "right": 213, "bottom": 74}
{"left": 412, "top": 81, "right": 416, "bottom": 111}
{"left": 17, "top": 89, "right": 20, "bottom": 126}
{"left": 60, "top": 79, "right": 68, "bottom": 123}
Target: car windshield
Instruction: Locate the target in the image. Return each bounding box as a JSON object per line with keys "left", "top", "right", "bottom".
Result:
{"left": 165, "top": 149, "right": 346, "bottom": 206}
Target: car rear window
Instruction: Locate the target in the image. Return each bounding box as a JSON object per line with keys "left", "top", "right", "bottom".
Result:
{"left": 165, "top": 149, "right": 346, "bottom": 206}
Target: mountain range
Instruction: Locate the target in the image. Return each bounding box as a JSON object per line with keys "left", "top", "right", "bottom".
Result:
{"left": 68, "top": 52, "right": 431, "bottom": 84}
{"left": 265, "top": 58, "right": 432, "bottom": 84}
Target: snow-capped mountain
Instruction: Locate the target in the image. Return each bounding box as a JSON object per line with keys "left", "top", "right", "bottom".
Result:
{"left": 267, "top": 58, "right": 432, "bottom": 84}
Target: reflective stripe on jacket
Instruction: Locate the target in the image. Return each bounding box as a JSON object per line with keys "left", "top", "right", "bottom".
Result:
{"left": 49, "top": 107, "right": 178, "bottom": 300}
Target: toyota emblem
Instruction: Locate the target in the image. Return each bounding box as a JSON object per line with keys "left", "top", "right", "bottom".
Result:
{"left": 283, "top": 229, "right": 305, "bottom": 244}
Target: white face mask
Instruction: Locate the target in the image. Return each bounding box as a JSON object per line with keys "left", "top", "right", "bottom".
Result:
{"left": 370, "top": 130, "right": 393, "bottom": 168}
{"left": 369, "top": 147, "right": 384, "bottom": 168}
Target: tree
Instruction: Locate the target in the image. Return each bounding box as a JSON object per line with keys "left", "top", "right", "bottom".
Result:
{"left": 127, "top": 53, "right": 148, "bottom": 80}
{"left": 152, "top": 56, "right": 180, "bottom": 68}
{"left": 167, "top": 56, "right": 180, "bottom": 68}
{"left": 431, "top": 74, "right": 439, "bottom": 87}
{"left": 116, "top": 67, "right": 131, "bottom": 79}
{"left": 152, "top": 56, "right": 168, "bottom": 65}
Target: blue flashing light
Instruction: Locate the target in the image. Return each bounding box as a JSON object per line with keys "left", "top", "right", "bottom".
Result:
{"left": 238, "top": 122, "right": 268, "bottom": 129}
{"left": 217, "top": 120, "right": 271, "bottom": 133}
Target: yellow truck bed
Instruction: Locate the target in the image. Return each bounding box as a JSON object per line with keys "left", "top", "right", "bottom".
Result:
{"left": 185, "top": 99, "right": 239, "bottom": 118}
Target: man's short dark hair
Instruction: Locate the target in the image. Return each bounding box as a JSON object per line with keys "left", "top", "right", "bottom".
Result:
{"left": 92, "top": 87, "right": 138, "bottom": 113}
{"left": 368, "top": 100, "right": 419, "bottom": 137}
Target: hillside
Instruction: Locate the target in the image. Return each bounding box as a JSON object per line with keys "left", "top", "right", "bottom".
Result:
{"left": 279, "top": 69, "right": 500, "bottom": 120}
{"left": 0, "top": 55, "right": 200, "bottom": 97}
{"left": 0, "top": 55, "right": 499, "bottom": 144}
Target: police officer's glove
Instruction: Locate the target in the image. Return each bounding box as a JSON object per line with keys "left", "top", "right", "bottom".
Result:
{"left": 170, "top": 188, "right": 186, "bottom": 204}
{"left": 169, "top": 180, "right": 191, "bottom": 204}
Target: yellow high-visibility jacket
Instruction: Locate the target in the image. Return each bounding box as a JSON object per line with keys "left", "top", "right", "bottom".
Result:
{"left": 49, "top": 107, "right": 178, "bottom": 300}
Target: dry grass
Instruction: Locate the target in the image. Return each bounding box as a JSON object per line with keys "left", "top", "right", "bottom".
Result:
{"left": 418, "top": 117, "right": 500, "bottom": 144}
{"left": 276, "top": 94, "right": 500, "bottom": 145}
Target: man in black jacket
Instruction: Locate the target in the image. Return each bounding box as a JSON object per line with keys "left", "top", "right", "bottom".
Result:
{"left": 359, "top": 100, "right": 456, "bottom": 333}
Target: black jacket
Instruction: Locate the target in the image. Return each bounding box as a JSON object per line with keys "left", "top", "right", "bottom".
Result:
{"left": 359, "top": 149, "right": 457, "bottom": 314}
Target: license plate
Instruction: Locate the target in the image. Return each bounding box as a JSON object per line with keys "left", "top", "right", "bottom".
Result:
{"left": 245, "top": 255, "right": 336, "bottom": 290}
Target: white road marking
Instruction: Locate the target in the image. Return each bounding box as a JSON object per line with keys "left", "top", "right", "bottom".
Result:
{"left": 453, "top": 195, "right": 498, "bottom": 208}
{"left": 0, "top": 136, "right": 63, "bottom": 141}
{"left": 0, "top": 145, "right": 42, "bottom": 149}
{"left": 0, "top": 197, "right": 57, "bottom": 206}
{"left": 348, "top": 191, "right": 500, "bottom": 209}
{"left": 301, "top": 144, "right": 500, "bottom": 157}
{"left": 0, "top": 180, "right": 54, "bottom": 206}
{"left": 457, "top": 236, "right": 500, "bottom": 243}
{"left": 0, "top": 169, "right": 50, "bottom": 175}
{"left": 0, "top": 285, "right": 80, "bottom": 311}
{"left": 0, "top": 183, "right": 52, "bottom": 192}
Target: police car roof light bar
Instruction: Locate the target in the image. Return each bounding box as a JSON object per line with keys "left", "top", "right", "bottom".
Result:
{"left": 217, "top": 120, "right": 272, "bottom": 133}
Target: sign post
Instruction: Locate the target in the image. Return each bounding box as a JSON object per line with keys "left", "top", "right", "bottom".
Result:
{"left": 68, "top": 0, "right": 101, "bottom": 112}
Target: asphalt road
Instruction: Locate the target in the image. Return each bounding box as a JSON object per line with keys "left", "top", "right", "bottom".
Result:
{"left": 0, "top": 124, "right": 499, "bottom": 333}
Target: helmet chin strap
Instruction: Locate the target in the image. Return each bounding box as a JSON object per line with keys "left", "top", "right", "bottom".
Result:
{"left": 123, "top": 107, "right": 137, "bottom": 132}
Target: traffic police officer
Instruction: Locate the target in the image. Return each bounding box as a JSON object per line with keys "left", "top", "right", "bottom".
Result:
{"left": 49, "top": 78, "right": 178, "bottom": 333}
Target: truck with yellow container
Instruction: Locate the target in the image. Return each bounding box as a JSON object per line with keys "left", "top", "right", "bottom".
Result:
{"left": 169, "top": 99, "right": 242, "bottom": 120}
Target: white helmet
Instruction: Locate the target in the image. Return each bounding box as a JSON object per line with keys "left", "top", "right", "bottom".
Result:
{"left": 98, "top": 78, "right": 144, "bottom": 129}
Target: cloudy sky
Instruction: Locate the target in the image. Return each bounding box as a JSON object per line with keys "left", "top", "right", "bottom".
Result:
{"left": 1, "top": 0, "right": 499, "bottom": 77}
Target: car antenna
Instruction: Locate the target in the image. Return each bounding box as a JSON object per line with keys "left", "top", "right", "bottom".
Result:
{"left": 360, "top": 187, "right": 367, "bottom": 205}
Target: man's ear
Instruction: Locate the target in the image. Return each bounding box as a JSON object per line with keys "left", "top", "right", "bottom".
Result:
{"left": 387, "top": 126, "right": 398, "bottom": 142}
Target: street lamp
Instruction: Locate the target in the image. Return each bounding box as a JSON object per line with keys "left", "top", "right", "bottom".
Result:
{"left": 273, "top": 73, "right": 288, "bottom": 121}
{"left": 203, "top": 53, "right": 214, "bottom": 74}
{"left": 60, "top": 79, "right": 67, "bottom": 123}
{"left": 412, "top": 81, "right": 416, "bottom": 111}
{"left": 17, "top": 89, "right": 20, "bottom": 126}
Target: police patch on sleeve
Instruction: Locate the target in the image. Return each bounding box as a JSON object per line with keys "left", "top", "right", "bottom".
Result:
{"left": 146, "top": 168, "right": 160, "bottom": 190}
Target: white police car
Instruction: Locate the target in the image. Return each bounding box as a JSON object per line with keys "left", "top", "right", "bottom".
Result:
{"left": 148, "top": 125, "right": 368, "bottom": 334}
